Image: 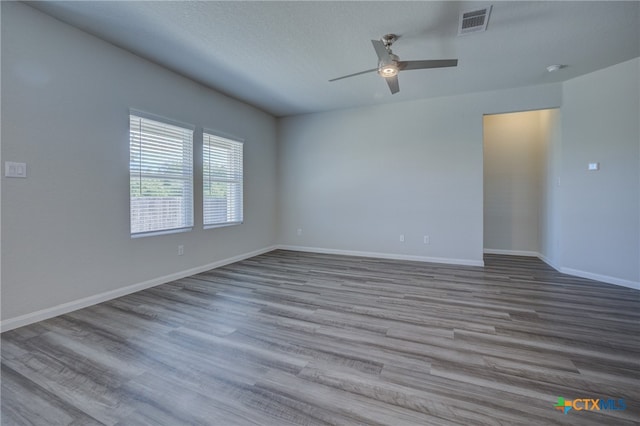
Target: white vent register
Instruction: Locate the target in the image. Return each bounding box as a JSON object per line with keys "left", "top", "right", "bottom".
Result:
{"left": 458, "top": 5, "right": 492, "bottom": 35}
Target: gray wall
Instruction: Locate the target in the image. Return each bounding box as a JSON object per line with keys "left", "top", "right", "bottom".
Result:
{"left": 560, "top": 58, "right": 639, "bottom": 285}
{"left": 1, "top": 3, "right": 278, "bottom": 324}
{"left": 278, "top": 86, "right": 562, "bottom": 265}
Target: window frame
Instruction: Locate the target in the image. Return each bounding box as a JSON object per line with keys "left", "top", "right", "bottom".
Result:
{"left": 129, "top": 110, "right": 194, "bottom": 238}
{"left": 202, "top": 130, "right": 244, "bottom": 229}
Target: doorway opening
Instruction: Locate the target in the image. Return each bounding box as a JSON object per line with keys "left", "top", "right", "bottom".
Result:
{"left": 483, "top": 109, "right": 561, "bottom": 261}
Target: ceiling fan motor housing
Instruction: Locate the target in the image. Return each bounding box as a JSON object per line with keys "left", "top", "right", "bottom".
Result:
{"left": 382, "top": 34, "right": 398, "bottom": 48}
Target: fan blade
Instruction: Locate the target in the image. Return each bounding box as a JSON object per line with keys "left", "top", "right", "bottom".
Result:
{"left": 398, "top": 59, "right": 458, "bottom": 71}
{"left": 329, "top": 68, "right": 377, "bottom": 82}
{"left": 385, "top": 75, "right": 399, "bottom": 94}
{"left": 371, "top": 40, "right": 392, "bottom": 63}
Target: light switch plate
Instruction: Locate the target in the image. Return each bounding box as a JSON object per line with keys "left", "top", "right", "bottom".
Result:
{"left": 5, "top": 162, "right": 27, "bottom": 178}
{"left": 588, "top": 162, "right": 600, "bottom": 171}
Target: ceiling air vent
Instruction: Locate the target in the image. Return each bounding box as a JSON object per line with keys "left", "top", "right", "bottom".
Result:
{"left": 458, "top": 5, "right": 492, "bottom": 36}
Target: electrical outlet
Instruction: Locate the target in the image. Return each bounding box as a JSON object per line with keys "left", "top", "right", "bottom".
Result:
{"left": 297, "top": 228, "right": 302, "bottom": 236}
{"left": 424, "top": 235, "right": 430, "bottom": 244}
{"left": 178, "top": 245, "right": 184, "bottom": 256}
{"left": 399, "top": 234, "right": 405, "bottom": 243}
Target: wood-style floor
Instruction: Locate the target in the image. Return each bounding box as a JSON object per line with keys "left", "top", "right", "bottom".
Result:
{"left": 2, "top": 250, "right": 639, "bottom": 425}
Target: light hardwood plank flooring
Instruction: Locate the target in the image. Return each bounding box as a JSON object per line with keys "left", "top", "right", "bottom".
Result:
{"left": 2, "top": 250, "right": 639, "bottom": 425}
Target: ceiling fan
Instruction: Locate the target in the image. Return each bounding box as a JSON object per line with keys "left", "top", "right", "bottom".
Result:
{"left": 329, "top": 34, "right": 458, "bottom": 94}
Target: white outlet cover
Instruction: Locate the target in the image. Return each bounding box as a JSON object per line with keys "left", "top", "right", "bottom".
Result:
{"left": 5, "top": 161, "right": 27, "bottom": 178}
{"left": 588, "top": 162, "right": 600, "bottom": 171}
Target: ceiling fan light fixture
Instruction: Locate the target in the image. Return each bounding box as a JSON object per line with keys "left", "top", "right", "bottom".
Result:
{"left": 378, "top": 62, "right": 399, "bottom": 78}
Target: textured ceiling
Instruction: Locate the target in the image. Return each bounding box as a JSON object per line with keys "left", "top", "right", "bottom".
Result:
{"left": 29, "top": 1, "right": 640, "bottom": 117}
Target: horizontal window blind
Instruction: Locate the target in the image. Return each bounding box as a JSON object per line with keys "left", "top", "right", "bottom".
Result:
{"left": 203, "top": 132, "right": 243, "bottom": 227}
{"left": 130, "top": 114, "right": 193, "bottom": 236}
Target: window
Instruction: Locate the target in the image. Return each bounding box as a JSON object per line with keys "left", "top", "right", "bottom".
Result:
{"left": 129, "top": 113, "right": 193, "bottom": 236}
{"left": 203, "top": 132, "right": 243, "bottom": 228}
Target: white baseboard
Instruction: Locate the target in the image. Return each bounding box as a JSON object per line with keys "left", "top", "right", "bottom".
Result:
{"left": 483, "top": 248, "right": 539, "bottom": 257}
{"left": 483, "top": 249, "right": 639, "bottom": 291}
{"left": 0, "top": 245, "right": 278, "bottom": 333}
{"left": 536, "top": 252, "right": 560, "bottom": 271}
{"left": 559, "top": 267, "right": 640, "bottom": 291}
{"left": 277, "top": 245, "right": 485, "bottom": 267}
{"left": 5, "top": 244, "right": 635, "bottom": 333}
{"left": 483, "top": 249, "right": 562, "bottom": 271}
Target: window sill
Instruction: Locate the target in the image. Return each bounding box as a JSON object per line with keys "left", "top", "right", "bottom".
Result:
{"left": 131, "top": 227, "right": 193, "bottom": 238}
{"left": 204, "top": 222, "right": 242, "bottom": 230}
